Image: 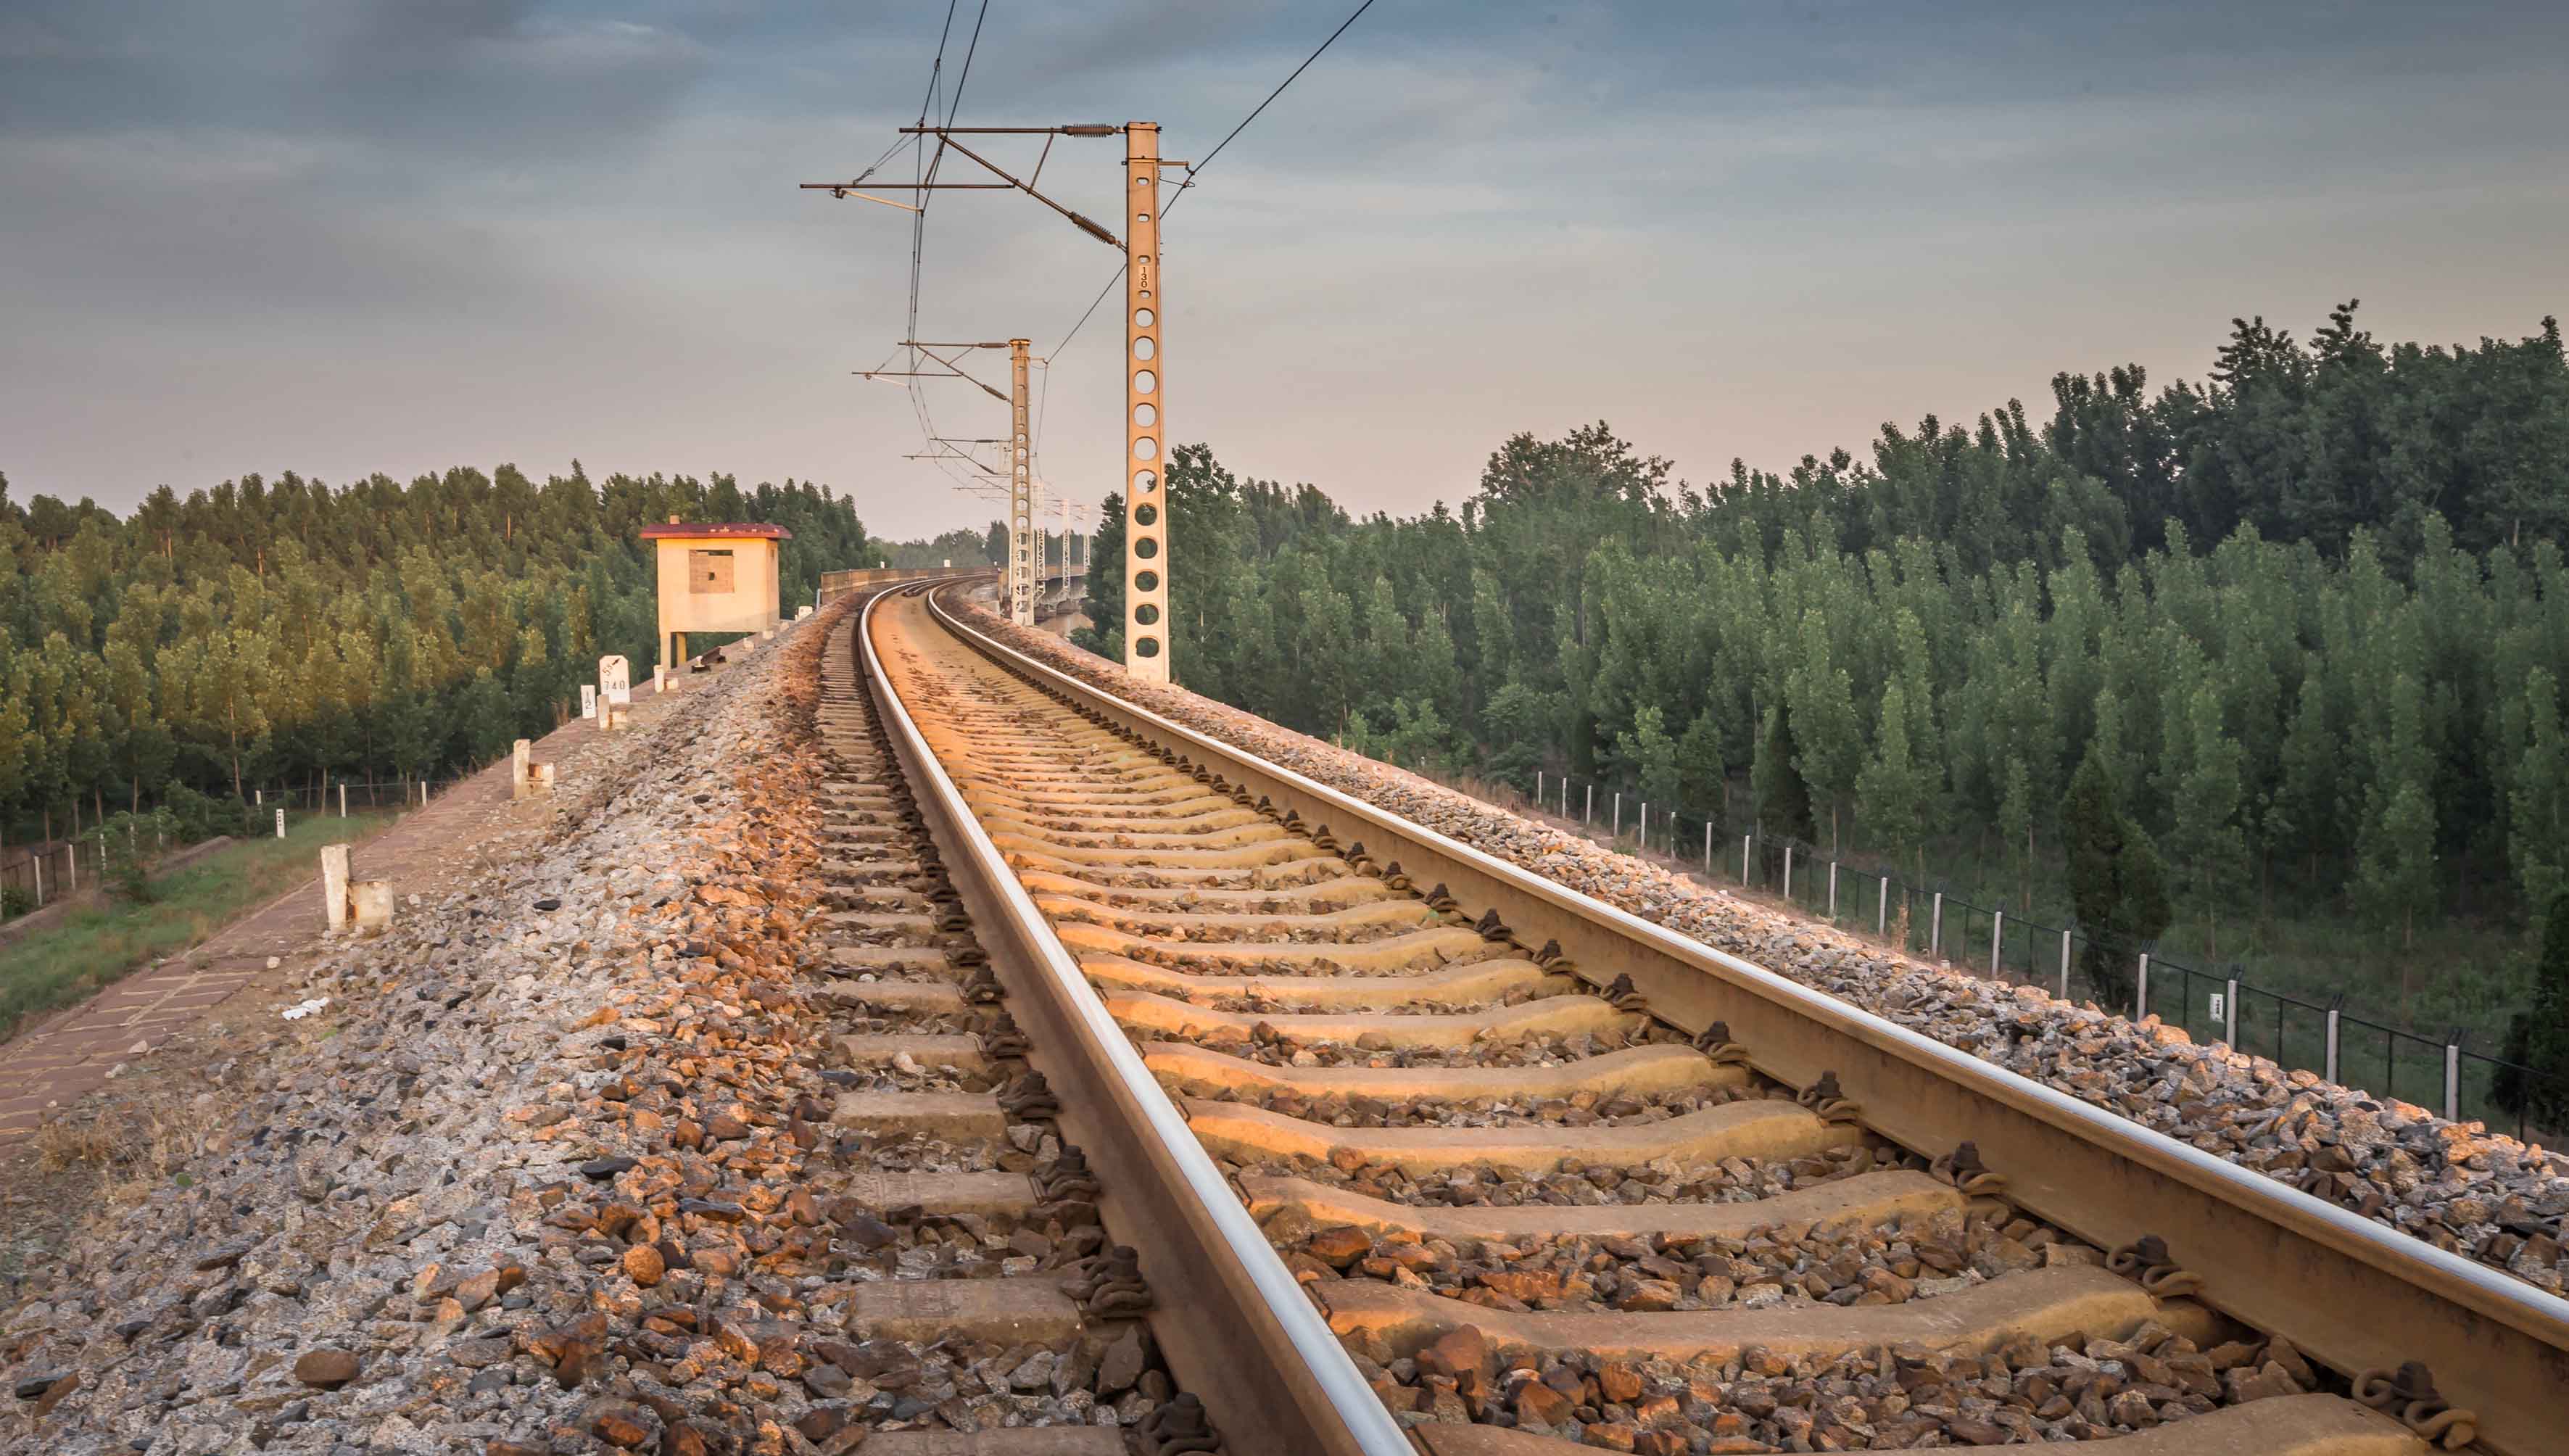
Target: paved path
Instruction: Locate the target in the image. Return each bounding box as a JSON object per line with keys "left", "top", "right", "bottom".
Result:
{"left": 0, "top": 690, "right": 668, "bottom": 1146}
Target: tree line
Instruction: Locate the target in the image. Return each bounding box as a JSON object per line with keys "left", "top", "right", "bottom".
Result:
{"left": 0, "top": 464, "right": 867, "bottom": 850}
{"left": 1077, "top": 303, "right": 2569, "bottom": 983}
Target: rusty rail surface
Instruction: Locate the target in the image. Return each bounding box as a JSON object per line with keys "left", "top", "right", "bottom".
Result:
{"left": 888, "top": 581, "right": 2569, "bottom": 1456}
{"left": 858, "top": 582, "right": 1412, "bottom": 1456}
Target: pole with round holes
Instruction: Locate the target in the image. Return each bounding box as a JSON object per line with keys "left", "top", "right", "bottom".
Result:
{"left": 1010, "top": 338, "right": 1035, "bottom": 625}
{"left": 1123, "top": 122, "right": 1170, "bottom": 679}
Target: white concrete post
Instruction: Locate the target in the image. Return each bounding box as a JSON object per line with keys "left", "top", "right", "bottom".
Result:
{"left": 2059, "top": 928, "right": 2072, "bottom": 996}
{"left": 274, "top": 808, "right": 286, "bottom": 840}
{"left": 2136, "top": 953, "right": 2151, "bottom": 1017}
{"left": 1704, "top": 821, "right": 1713, "bottom": 872}
{"left": 351, "top": 880, "right": 394, "bottom": 930}
{"left": 1584, "top": 785, "right": 1592, "bottom": 824}
{"left": 65, "top": 840, "right": 76, "bottom": 893}
{"left": 510, "top": 739, "right": 532, "bottom": 801}
{"left": 1827, "top": 861, "right": 1838, "bottom": 919}
{"left": 1612, "top": 793, "right": 1621, "bottom": 840}
{"left": 2324, "top": 1006, "right": 2341, "bottom": 1083}
{"left": 1879, "top": 877, "right": 1889, "bottom": 935}
{"left": 338, "top": 783, "right": 347, "bottom": 819}
{"left": 30, "top": 855, "right": 43, "bottom": 909}
{"left": 2444, "top": 1038, "right": 2461, "bottom": 1122}
{"left": 1639, "top": 802, "right": 1647, "bottom": 849}
{"left": 2223, "top": 976, "right": 2240, "bottom": 1048}
{"left": 1741, "top": 834, "right": 1752, "bottom": 885}
{"left": 321, "top": 844, "right": 351, "bottom": 930}
{"left": 1990, "top": 909, "right": 2004, "bottom": 976}
{"left": 582, "top": 684, "right": 598, "bottom": 720}
{"left": 1782, "top": 846, "right": 1793, "bottom": 901}
{"left": 1560, "top": 777, "right": 1569, "bottom": 819}
{"left": 255, "top": 789, "right": 263, "bottom": 806}
{"left": 1930, "top": 892, "right": 1943, "bottom": 958}
{"left": 1535, "top": 770, "right": 1543, "bottom": 807}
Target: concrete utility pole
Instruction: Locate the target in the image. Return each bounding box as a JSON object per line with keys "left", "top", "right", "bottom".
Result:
{"left": 806, "top": 121, "right": 1183, "bottom": 677}
{"left": 858, "top": 337, "right": 1034, "bottom": 625}
{"left": 1122, "top": 122, "right": 1169, "bottom": 680}
{"left": 1009, "top": 337, "right": 1035, "bottom": 625}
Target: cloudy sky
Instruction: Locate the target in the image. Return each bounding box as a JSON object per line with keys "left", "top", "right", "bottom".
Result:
{"left": 4, "top": 1, "right": 2565, "bottom": 540}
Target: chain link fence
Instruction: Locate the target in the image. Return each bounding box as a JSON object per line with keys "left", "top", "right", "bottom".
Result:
{"left": 1521, "top": 767, "right": 2568, "bottom": 1145}
{"left": 0, "top": 777, "right": 468, "bottom": 925}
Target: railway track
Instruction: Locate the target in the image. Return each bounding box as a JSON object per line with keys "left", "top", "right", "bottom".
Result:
{"left": 795, "top": 597, "right": 1225, "bottom": 1453}
{"left": 854, "top": 581, "right": 2569, "bottom": 1456}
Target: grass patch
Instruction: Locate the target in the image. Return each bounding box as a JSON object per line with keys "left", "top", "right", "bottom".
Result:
{"left": 0, "top": 811, "right": 399, "bottom": 1041}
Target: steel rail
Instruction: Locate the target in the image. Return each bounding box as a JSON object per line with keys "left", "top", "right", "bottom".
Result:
{"left": 920, "top": 584, "right": 2569, "bottom": 1456}
{"left": 857, "top": 583, "right": 1411, "bottom": 1456}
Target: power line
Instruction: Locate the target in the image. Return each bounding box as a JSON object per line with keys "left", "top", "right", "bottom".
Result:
{"left": 1174, "top": 0, "right": 1380, "bottom": 210}
{"left": 1031, "top": 0, "right": 1380, "bottom": 463}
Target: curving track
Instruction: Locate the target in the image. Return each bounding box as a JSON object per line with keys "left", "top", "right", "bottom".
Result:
{"left": 855, "top": 581, "right": 2569, "bottom": 1456}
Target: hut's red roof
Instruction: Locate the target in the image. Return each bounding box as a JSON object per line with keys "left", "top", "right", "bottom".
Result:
{"left": 638, "top": 522, "right": 793, "bottom": 540}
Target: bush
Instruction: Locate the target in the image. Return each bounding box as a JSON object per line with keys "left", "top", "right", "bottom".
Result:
{"left": 1, "top": 882, "right": 31, "bottom": 919}
{"left": 161, "top": 784, "right": 246, "bottom": 843}
{"left": 107, "top": 854, "right": 157, "bottom": 906}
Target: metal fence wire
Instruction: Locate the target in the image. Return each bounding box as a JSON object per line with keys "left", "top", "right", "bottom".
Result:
{"left": 0, "top": 777, "right": 467, "bottom": 924}
{"left": 1521, "top": 766, "right": 2568, "bottom": 1146}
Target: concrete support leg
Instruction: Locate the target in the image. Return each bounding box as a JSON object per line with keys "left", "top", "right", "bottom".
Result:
{"left": 510, "top": 739, "right": 533, "bottom": 801}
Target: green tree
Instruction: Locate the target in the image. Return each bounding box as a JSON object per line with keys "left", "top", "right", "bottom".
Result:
{"left": 2169, "top": 683, "right": 2249, "bottom": 955}
{"left": 2508, "top": 670, "right": 2569, "bottom": 917}
{"left": 1629, "top": 703, "right": 1680, "bottom": 814}
{"left": 2357, "top": 673, "right": 2438, "bottom": 955}
{"left": 1858, "top": 682, "right": 1932, "bottom": 882}
{"left": 2492, "top": 893, "right": 2569, "bottom": 1131}
{"left": 1784, "top": 611, "right": 1863, "bottom": 852}
{"left": 1752, "top": 704, "right": 1812, "bottom": 841}
{"left": 2064, "top": 749, "right": 2175, "bottom": 1013}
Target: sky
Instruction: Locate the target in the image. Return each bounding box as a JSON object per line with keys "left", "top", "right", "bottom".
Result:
{"left": 3, "top": 1, "right": 2565, "bottom": 542}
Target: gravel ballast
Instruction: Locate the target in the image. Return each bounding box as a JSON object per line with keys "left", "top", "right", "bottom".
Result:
{"left": 959, "top": 603, "right": 2569, "bottom": 1302}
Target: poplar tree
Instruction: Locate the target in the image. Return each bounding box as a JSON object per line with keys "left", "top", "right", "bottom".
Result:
{"left": 2358, "top": 673, "right": 2438, "bottom": 954}
{"left": 1752, "top": 704, "right": 1813, "bottom": 841}
{"left": 2507, "top": 669, "right": 2569, "bottom": 915}
{"left": 1857, "top": 681, "right": 1931, "bottom": 881}
{"left": 1629, "top": 703, "right": 1680, "bottom": 811}
{"left": 2064, "top": 749, "right": 2174, "bottom": 1012}
{"left": 2170, "top": 683, "right": 2249, "bottom": 954}
{"left": 2493, "top": 893, "right": 2569, "bottom": 1128}
{"left": 1785, "top": 611, "right": 1864, "bottom": 853}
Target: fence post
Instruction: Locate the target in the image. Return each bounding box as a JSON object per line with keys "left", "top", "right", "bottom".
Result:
{"left": 2136, "top": 953, "right": 2151, "bottom": 1018}
{"left": 1783, "top": 846, "right": 1793, "bottom": 901}
{"left": 1990, "top": 909, "right": 2004, "bottom": 976}
{"left": 30, "top": 854, "right": 42, "bottom": 909}
{"left": 1878, "top": 877, "right": 1888, "bottom": 935}
{"left": 1584, "top": 784, "right": 1592, "bottom": 824}
{"left": 1639, "top": 802, "right": 1648, "bottom": 848}
{"left": 2223, "top": 975, "right": 2240, "bottom": 1048}
{"left": 255, "top": 788, "right": 263, "bottom": 807}
{"left": 1740, "top": 834, "right": 1751, "bottom": 885}
{"left": 65, "top": 840, "right": 77, "bottom": 894}
{"left": 1536, "top": 770, "right": 1543, "bottom": 808}
{"left": 1613, "top": 793, "right": 1621, "bottom": 839}
{"left": 275, "top": 808, "right": 286, "bottom": 840}
{"left": 1929, "top": 891, "right": 1943, "bottom": 958}
{"left": 339, "top": 782, "right": 348, "bottom": 819}
{"left": 1827, "top": 861, "right": 1838, "bottom": 920}
{"left": 1562, "top": 778, "right": 1570, "bottom": 819}
{"left": 2325, "top": 999, "right": 2342, "bottom": 1083}
{"left": 2444, "top": 1033, "right": 2462, "bottom": 1122}
{"left": 1704, "top": 821, "right": 1713, "bottom": 872}
{"left": 2059, "top": 928, "right": 2072, "bottom": 997}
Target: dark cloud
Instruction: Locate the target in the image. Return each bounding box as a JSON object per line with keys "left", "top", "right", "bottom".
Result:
{"left": 0, "top": 1, "right": 2563, "bottom": 534}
